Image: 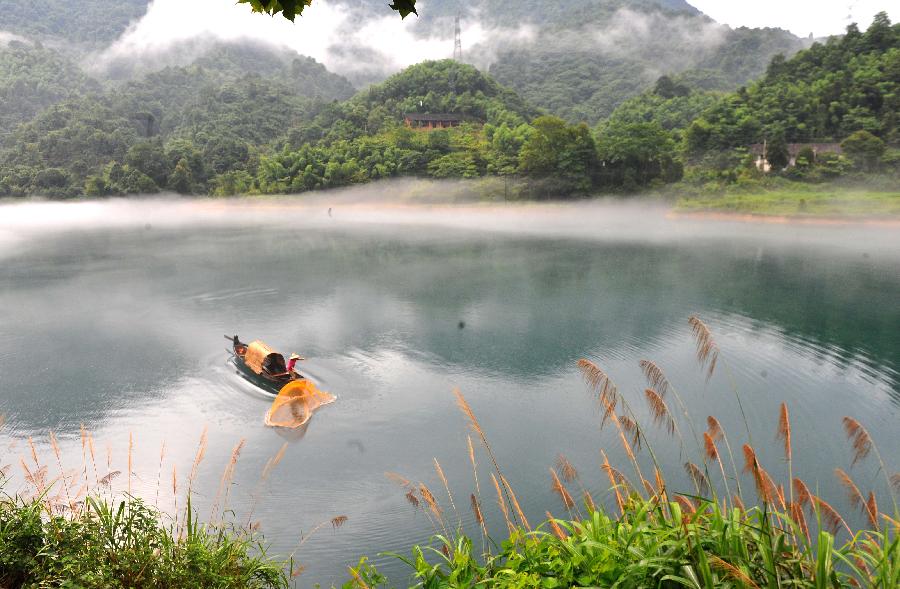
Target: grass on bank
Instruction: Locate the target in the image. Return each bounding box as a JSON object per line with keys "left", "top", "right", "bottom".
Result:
{"left": 0, "top": 491, "right": 289, "bottom": 588}
{"left": 347, "top": 315, "right": 899, "bottom": 589}
{"left": 675, "top": 178, "right": 900, "bottom": 219}
{"left": 675, "top": 187, "right": 900, "bottom": 218}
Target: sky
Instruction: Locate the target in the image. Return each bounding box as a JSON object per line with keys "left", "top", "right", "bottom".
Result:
{"left": 688, "top": 0, "right": 898, "bottom": 37}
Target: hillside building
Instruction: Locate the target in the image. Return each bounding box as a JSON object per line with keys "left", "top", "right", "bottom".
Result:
{"left": 403, "top": 113, "right": 464, "bottom": 130}
{"left": 750, "top": 142, "right": 843, "bottom": 171}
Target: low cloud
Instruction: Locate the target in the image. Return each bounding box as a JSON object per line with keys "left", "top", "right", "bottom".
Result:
{"left": 92, "top": 0, "right": 535, "bottom": 84}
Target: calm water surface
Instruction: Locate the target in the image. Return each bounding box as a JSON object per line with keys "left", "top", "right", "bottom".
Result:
{"left": 1, "top": 199, "right": 898, "bottom": 586}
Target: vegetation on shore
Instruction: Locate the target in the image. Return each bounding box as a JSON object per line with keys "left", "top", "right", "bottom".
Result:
{"left": 676, "top": 187, "right": 900, "bottom": 218}
{"left": 344, "top": 317, "right": 899, "bottom": 588}
{"left": 0, "top": 493, "right": 288, "bottom": 588}
{"left": 1, "top": 14, "right": 897, "bottom": 201}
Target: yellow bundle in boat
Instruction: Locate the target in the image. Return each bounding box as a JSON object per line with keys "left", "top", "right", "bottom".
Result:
{"left": 265, "top": 380, "right": 335, "bottom": 428}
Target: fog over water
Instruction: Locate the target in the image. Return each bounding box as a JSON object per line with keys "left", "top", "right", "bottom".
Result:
{"left": 1, "top": 197, "right": 898, "bottom": 585}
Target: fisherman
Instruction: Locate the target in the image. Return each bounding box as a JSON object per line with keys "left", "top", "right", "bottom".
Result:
{"left": 287, "top": 352, "right": 304, "bottom": 374}
{"left": 233, "top": 335, "right": 248, "bottom": 356}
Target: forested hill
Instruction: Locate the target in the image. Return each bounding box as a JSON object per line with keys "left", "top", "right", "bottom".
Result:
{"left": 333, "top": 0, "right": 806, "bottom": 123}
{"left": 685, "top": 14, "right": 900, "bottom": 152}
{"left": 0, "top": 0, "right": 148, "bottom": 47}
{"left": 1, "top": 0, "right": 804, "bottom": 125}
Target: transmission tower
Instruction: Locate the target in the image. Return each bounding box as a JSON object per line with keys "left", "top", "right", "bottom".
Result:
{"left": 453, "top": 14, "right": 462, "bottom": 61}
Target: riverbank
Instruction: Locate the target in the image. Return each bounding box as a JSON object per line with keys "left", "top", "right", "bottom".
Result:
{"left": 0, "top": 490, "right": 288, "bottom": 588}
{"left": 675, "top": 187, "right": 900, "bottom": 219}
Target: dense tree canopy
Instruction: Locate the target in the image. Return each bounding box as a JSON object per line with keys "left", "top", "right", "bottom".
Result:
{"left": 685, "top": 14, "right": 900, "bottom": 152}
{"left": 0, "top": 9, "right": 897, "bottom": 199}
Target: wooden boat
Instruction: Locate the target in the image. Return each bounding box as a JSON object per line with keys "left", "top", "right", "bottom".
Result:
{"left": 227, "top": 335, "right": 303, "bottom": 395}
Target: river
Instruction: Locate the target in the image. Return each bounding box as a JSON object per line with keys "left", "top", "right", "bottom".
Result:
{"left": 1, "top": 197, "right": 898, "bottom": 586}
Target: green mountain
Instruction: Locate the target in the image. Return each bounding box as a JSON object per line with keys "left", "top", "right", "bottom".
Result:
{"left": 0, "top": 40, "right": 100, "bottom": 139}
{"left": 685, "top": 14, "right": 900, "bottom": 152}
{"left": 0, "top": 0, "right": 148, "bottom": 47}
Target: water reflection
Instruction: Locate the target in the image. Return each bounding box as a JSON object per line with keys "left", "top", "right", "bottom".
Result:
{"left": 0, "top": 200, "right": 898, "bottom": 586}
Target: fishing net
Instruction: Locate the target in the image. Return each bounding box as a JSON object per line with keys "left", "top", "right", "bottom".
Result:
{"left": 265, "top": 380, "right": 335, "bottom": 428}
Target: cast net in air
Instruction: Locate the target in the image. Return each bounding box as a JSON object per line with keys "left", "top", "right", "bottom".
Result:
{"left": 265, "top": 380, "right": 336, "bottom": 428}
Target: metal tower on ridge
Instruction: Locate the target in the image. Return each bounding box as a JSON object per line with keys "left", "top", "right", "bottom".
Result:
{"left": 453, "top": 14, "right": 462, "bottom": 61}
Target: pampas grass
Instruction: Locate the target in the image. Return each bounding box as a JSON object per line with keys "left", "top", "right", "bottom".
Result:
{"left": 688, "top": 315, "right": 719, "bottom": 380}
{"left": 644, "top": 388, "right": 679, "bottom": 439}
{"left": 549, "top": 467, "right": 575, "bottom": 512}
{"left": 835, "top": 468, "right": 878, "bottom": 529}
{"left": 842, "top": 416, "right": 897, "bottom": 512}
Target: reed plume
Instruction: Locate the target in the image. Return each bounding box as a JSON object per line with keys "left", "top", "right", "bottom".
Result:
{"left": 470, "top": 494, "right": 487, "bottom": 536}
{"left": 549, "top": 467, "right": 575, "bottom": 511}
{"left": 777, "top": 403, "right": 793, "bottom": 506}
{"left": 331, "top": 515, "right": 348, "bottom": 529}
{"left": 641, "top": 360, "right": 703, "bottom": 455}
{"left": 619, "top": 416, "right": 641, "bottom": 451}
{"left": 385, "top": 471, "right": 411, "bottom": 488}
{"left": 154, "top": 441, "right": 166, "bottom": 509}
{"left": 467, "top": 435, "right": 480, "bottom": 496}
{"left": 842, "top": 417, "right": 871, "bottom": 466}
{"left": 583, "top": 490, "right": 597, "bottom": 512}
{"left": 433, "top": 458, "right": 457, "bottom": 517}
{"left": 703, "top": 432, "right": 719, "bottom": 462}
{"left": 674, "top": 495, "right": 696, "bottom": 514}
{"left": 501, "top": 475, "right": 531, "bottom": 531}
{"left": 815, "top": 496, "right": 852, "bottom": 536}
{"left": 86, "top": 432, "right": 98, "bottom": 487}
{"left": 835, "top": 468, "right": 878, "bottom": 529}
{"left": 793, "top": 478, "right": 814, "bottom": 508}
{"left": 546, "top": 511, "right": 568, "bottom": 541}
{"left": 891, "top": 473, "right": 900, "bottom": 493}
{"left": 454, "top": 389, "right": 518, "bottom": 525}
{"left": 186, "top": 427, "right": 208, "bottom": 498}
{"left": 842, "top": 416, "right": 897, "bottom": 512}
{"left": 732, "top": 494, "right": 745, "bottom": 511}
{"left": 709, "top": 556, "right": 761, "bottom": 589}
{"left": 789, "top": 501, "right": 811, "bottom": 544}
{"left": 644, "top": 388, "right": 677, "bottom": 437}
{"left": 405, "top": 489, "right": 420, "bottom": 509}
{"left": 707, "top": 415, "right": 742, "bottom": 499}
{"left": 420, "top": 483, "right": 448, "bottom": 536}
{"left": 742, "top": 445, "right": 777, "bottom": 505}
{"left": 555, "top": 454, "right": 578, "bottom": 483}
{"left": 171, "top": 465, "right": 178, "bottom": 529}
{"left": 99, "top": 470, "right": 121, "bottom": 486}
{"left": 419, "top": 484, "right": 442, "bottom": 518}
{"left": 688, "top": 315, "right": 719, "bottom": 380}
{"left": 491, "top": 473, "right": 513, "bottom": 534}
{"left": 707, "top": 416, "right": 723, "bottom": 442}
{"left": 212, "top": 438, "right": 246, "bottom": 522}
{"left": 654, "top": 468, "right": 666, "bottom": 501}
{"left": 577, "top": 359, "right": 617, "bottom": 405}
{"left": 127, "top": 432, "right": 133, "bottom": 497}
{"left": 777, "top": 403, "right": 792, "bottom": 461}
{"left": 49, "top": 431, "right": 74, "bottom": 511}
{"left": 27, "top": 437, "right": 40, "bottom": 468}
{"left": 601, "top": 450, "right": 625, "bottom": 514}
{"left": 683, "top": 462, "right": 710, "bottom": 496}
{"left": 639, "top": 360, "right": 671, "bottom": 397}
{"left": 866, "top": 492, "right": 879, "bottom": 531}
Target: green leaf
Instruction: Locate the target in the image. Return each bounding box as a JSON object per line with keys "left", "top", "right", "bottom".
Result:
{"left": 389, "top": 0, "right": 418, "bottom": 18}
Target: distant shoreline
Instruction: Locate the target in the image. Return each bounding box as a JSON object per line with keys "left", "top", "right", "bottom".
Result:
{"left": 667, "top": 210, "right": 900, "bottom": 226}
